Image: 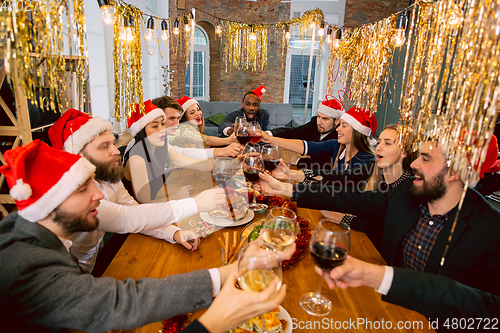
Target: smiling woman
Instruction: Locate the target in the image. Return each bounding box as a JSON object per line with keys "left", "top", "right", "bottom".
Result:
{"left": 170, "top": 96, "right": 237, "bottom": 149}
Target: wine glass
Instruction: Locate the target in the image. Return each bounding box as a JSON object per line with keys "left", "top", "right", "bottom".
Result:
{"left": 262, "top": 207, "right": 298, "bottom": 251}
{"left": 209, "top": 157, "right": 236, "bottom": 218}
{"left": 300, "top": 219, "right": 350, "bottom": 316}
{"left": 236, "top": 122, "right": 252, "bottom": 146}
{"left": 233, "top": 115, "right": 247, "bottom": 133}
{"left": 238, "top": 244, "right": 282, "bottom": 333}
{"left": 248, "top": 121, "right": 262, "bottom": 143}
{"left": 243, "top": 142, "right": 261, "bottom": 156}
{"left": 242, "top": 154, "right": 266, "bottom": 211}
{"left": 261, "top": 144, "right": 280, "bottom": 172}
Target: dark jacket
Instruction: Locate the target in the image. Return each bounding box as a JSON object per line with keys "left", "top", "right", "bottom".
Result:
{"left": 0, "top": 213, "right": 214, "bottom": 332}
{"left": 218, "top": 108, "right": 270, "bottom": 136}
{"left": 270, "top": 116, "right": 338, "bottom": 142}
{"left": 298, "top": 138, "right": 375, "bottom": 171}
{"left": 295, "top": 178, "right": 500, "bottom": 308}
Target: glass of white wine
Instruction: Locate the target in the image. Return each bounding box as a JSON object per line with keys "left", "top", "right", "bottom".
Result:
{"left": 238, "top": 244, "right": 282, "bottom": 333}
{"left": 262, "top": 207, "right": 298, "bottom": 251}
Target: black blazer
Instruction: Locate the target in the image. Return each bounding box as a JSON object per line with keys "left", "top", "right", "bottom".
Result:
{"left": 295, "top": 178, "right": 500, "bottom": 297}
{"left": 270, "top": 116, "right": 338, "bottom": 142}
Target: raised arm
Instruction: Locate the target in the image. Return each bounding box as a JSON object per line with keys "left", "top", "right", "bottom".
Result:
{"left": 260, "top": 131, "right": 305, "bottom": 154}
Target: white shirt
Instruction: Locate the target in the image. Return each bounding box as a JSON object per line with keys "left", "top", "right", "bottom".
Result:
{"left": 69, "top": 180, "right": 198, "bottom": 272}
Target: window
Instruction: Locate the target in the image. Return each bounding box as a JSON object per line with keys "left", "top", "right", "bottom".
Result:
{"left": 185, "top": 26, "right": 209, "bottom": 100}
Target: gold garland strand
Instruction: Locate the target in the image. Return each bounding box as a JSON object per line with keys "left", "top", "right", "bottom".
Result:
{"left": 1, "top": 2, "right": 87, "bottom": 114}
{"left": 113, "top": 4, "right": 144, "bottom": 120}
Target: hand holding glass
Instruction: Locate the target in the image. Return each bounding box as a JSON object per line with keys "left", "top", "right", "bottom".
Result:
{"left": 300, "top": 219, "right": 350, "bottom": 316}
{"left": 209, "top": 157, "right": 236, "bottom": 218}
{"left": 261, "top": 144, "right": 280, "bottom": 171}
{"left": 242, "top": 154, "right": 266, "bottom": 211}
{"left": 262, "top": 207, "right": 298, "bottom": 251}
{"left": 238, "top": 245, "right": 282, "bottom": 333}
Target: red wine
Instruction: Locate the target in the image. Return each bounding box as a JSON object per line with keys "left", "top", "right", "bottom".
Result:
{"left": 263, "top": 159, "right": 280, "bottom": 171}
{"left": 213, "top": 174, "right": 230, "bottom": 187}
{"left": 243, "top": 168, "right": 261, "bottom": 182}
{"left": 311, "top": 242, "right": 347, "bottom": 271}
{"left": 237, "top": 135, "right": 252, "bottom": 145}
{"left": 250, "top": 135, "right": 262, "bottom": 143}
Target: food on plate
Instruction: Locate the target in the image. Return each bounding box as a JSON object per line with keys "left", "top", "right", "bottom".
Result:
{"left": 227, "top": 307, "right": 288, "bottom": 333}
{"left": 247, "top": 222, "right": 264, "bottom": 242}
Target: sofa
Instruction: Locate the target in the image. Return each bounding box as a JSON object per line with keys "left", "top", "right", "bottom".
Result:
{"left": 198, "top": 101, "right": 296, "bottom": 136}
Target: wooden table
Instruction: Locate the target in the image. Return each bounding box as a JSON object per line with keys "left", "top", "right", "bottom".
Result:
{"left": 100, "top": 168, "right": 432, "bottom": 332}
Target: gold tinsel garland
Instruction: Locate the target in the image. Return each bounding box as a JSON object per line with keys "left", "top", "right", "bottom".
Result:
{"left": 222, "top": 8, "right": 324, "bottom": 72}
{"left": 1, "top": 1, "right": 87, "bottom": 112}
{"left": 326, "top": 0, "right": 499, "bottom": 186}
{"left": 113, "top": 4, "right": 144, "bottom": 120}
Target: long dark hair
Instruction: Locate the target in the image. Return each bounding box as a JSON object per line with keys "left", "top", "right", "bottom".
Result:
{"left": 180, "top": 102, "right": 205, "bottom": 134}
{"left": 123, "top": 127, "right": 170, "bottom": 197}
{"left": 333, "top": 126, "right": 375, "bottom": 170}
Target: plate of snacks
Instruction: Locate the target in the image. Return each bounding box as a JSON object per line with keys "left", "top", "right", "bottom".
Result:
{"left": 227, "top": 306, "right": 292, "bottom": 333}
{"left": 201, "top": 210, "right": 255, "bottom": 227}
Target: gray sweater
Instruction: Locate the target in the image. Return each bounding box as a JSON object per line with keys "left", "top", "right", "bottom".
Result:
{"left": 0, "top": 212, "right": 213, "bottom": 332}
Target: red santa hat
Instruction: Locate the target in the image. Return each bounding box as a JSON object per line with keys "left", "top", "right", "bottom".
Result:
{"left": 49, "top": 109, "right": 113, "bottom": 154}
{"left": 0, "top": 140, "right": 96, "bottom": 222}
{"left": 340, "top": 107, "right": 377, "bottom": 142}
{"left": 128, "top": 100, "right": 165, "bottom": 137}
{"left": 251, "top": 85, "right": 266, "bottom": 100}
{"left": 317, "top": 95, "right": 344, "bottom": 119}
{"left": 475, "top": 134, "right": 498, "bottom": 179}
{"left": 176, "top": 96, "right": 199, "bottom": 118}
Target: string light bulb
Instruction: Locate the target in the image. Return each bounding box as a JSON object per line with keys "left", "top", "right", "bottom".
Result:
{"left": 161, "top": 20, "right": 169, "bottom": 41}
{"left": 333, "top": 28, "right": 342, "bottom": 48}
{"left": 173, "top": 18, "right": 180, "bottom": 35}
{"left": 215, "top": 19, "right": 222, "bottom": 36}
{"left": 285, "top": 25, "right": 290, "bottom": 40}
{"left": 318, "top": 20, "right": 325, "bottom": 37}
{"left": 120, "top": 14, "right": 134, "bottom": 42}
{"left": 145, "top": 16, "right": 155, "bottom": 41}
{"left": 392, "top": 12, "right": 407, "bottom": 47}
{"left": 183, "top": 16, "right": 190, "bottom": 33}
{"left": 250, "top": 27, "right": 257, "bottom": 41}
{"left": 325, "top": 26, "right": 333, "bottom": 44}
{"left": 97, "top": 0, "right": 114, "bottom": 25}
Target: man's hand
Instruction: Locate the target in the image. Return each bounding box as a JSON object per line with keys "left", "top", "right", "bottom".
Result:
{"left": 173, "top": 230, "right": 200, "bottom": 251}
{"left": 257, "top": 172, "right": 293, "bottom": 197}
{"left": 228, "top": 132, "right": 238, "bottom": 143}
{"left": 319, "top": 210, "right": 344, "bottom": 223}
{"left": 315, "top": 256, "right": 385, "bottom": 290}
{"left": 260, "top": 131, "right": 272, "bottom": 143}
{"left": 270, "top": 159, "right": 290, "bottom": 181}
{"left": 214, "top": 142, "right": 243, "bottom": 158}
{"left": 194, "top": 187, "right": 226, "bottom": 212}
{"left": 198, "top": 271, "right": 286, "bottom": 333}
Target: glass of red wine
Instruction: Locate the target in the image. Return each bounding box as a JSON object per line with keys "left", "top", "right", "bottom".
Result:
{"left": 300, "top": 219, "right": 350, "bottom": 316}
{"left": 248, "top": 121, "right": 262, "bottom": 143}
{"left": 261, "top": 144, "right": 280, "bottom": 171}
{"left": 236, "top": 122, "right": 252, "bottom": 146}
{"left": 242, "top": 153, "right": 267, "bottom": 211}
{"left": 209, "top": 157, "right": 236, "bottom": 218}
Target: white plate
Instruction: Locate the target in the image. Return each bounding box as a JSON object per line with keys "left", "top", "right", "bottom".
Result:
{"left": 200, "top": 210, "right": 255, "bottom": 227}
{"left": 280, "top": 306, "right": 293, "bottom": 333}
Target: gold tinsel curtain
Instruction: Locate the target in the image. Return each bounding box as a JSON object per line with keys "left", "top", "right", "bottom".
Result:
{"left": 327, "top": 0, "right": 499, "bottom": 186}
{"left": 1, "top": 0, "right": 88, "bottom": 112}
{"left": 113, "top": 5, "right": 144, "bottom": 120}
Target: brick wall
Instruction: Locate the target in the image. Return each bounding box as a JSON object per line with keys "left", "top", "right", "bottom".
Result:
{"left": 344, "top": 0, "right": 409, "bottom": 27}
{"left": 169, "top": 0, "right": 290, "bottom": 103}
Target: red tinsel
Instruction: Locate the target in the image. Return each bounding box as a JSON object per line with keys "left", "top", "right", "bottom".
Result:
{"left": 161, "top": 196, "right": 311, "bottom": 332}
{"left": 161, "top": 313, "right": 189, "bottom": 333}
